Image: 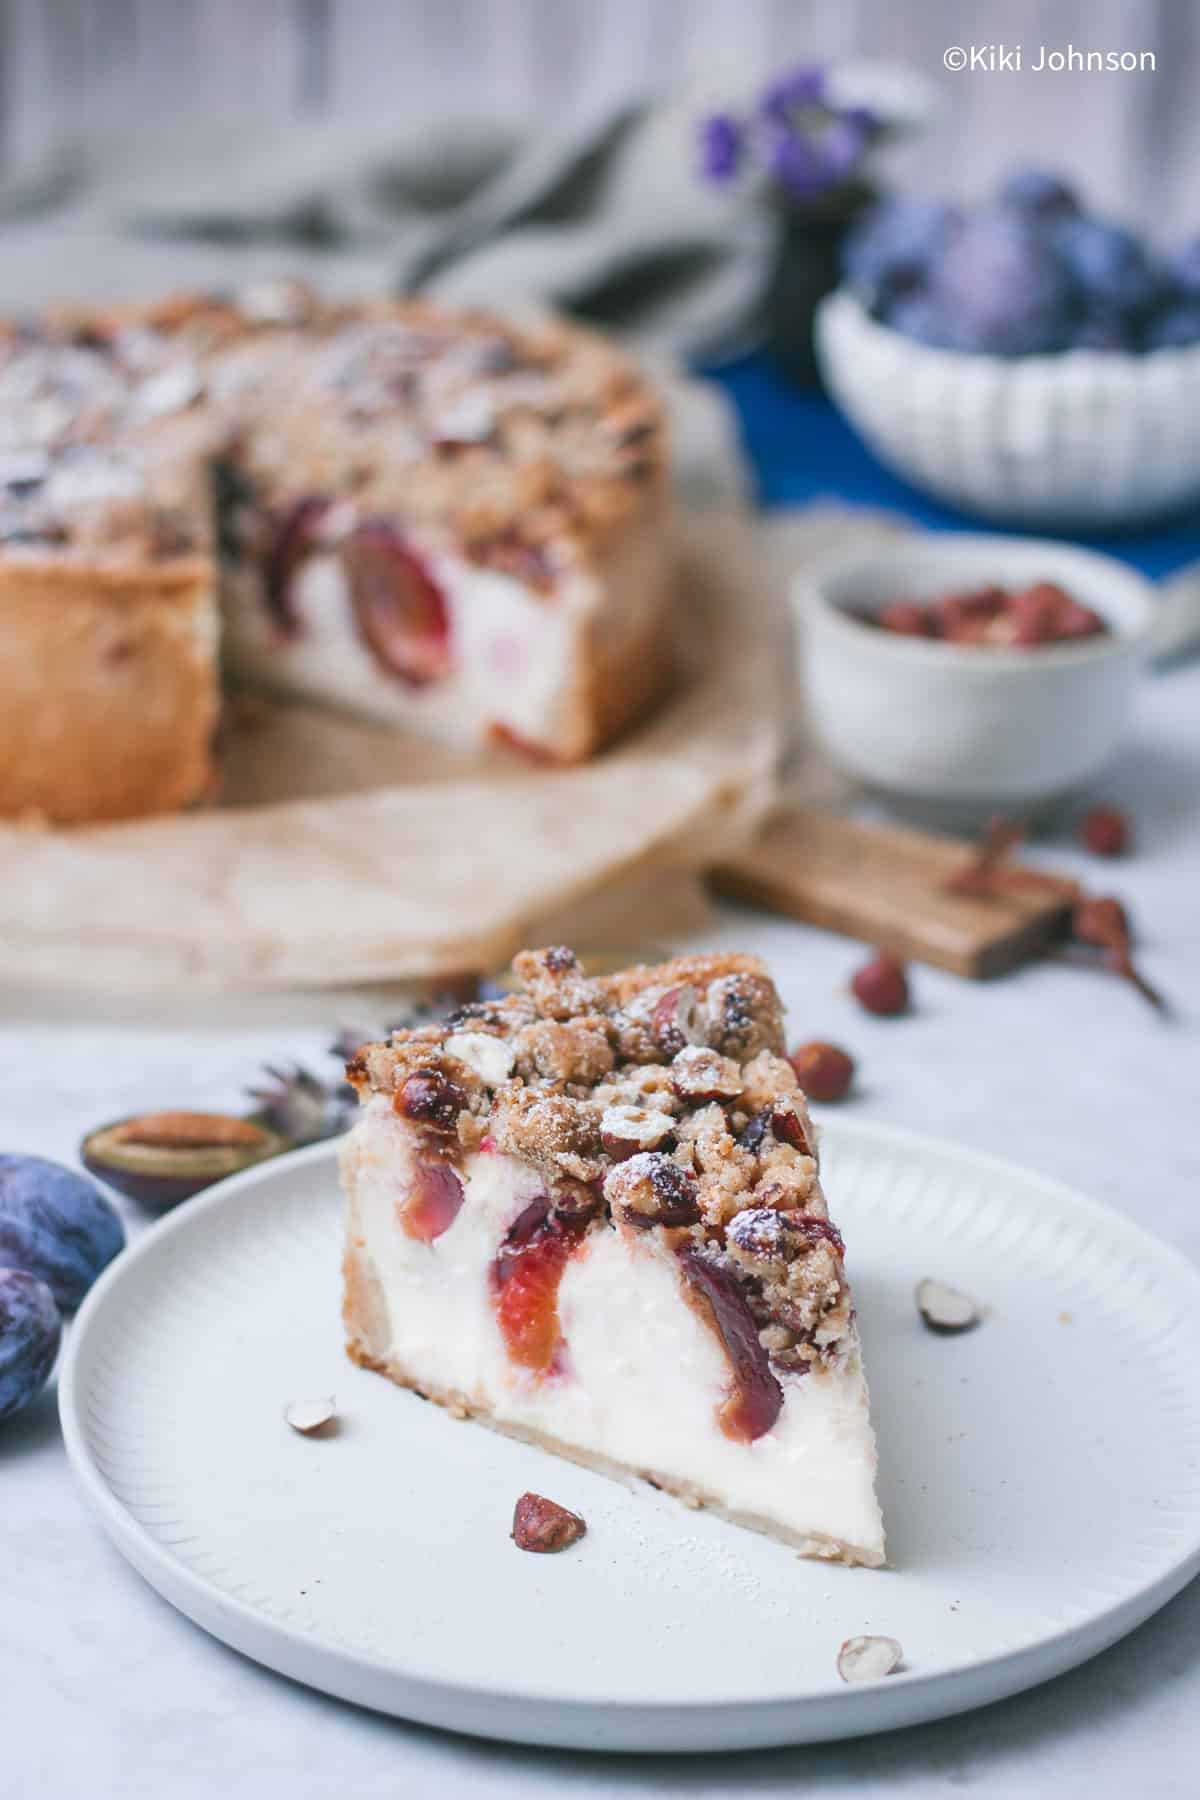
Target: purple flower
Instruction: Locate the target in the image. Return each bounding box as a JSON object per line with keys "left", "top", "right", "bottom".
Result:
{"left": 698, "top": 64, "right": 883, "bottom": 201}
{"left": 699, "top": 113, "right": 743, "bottom": 183}
{"left": 760, "top": 64, "right": 826, "bottom": 123}
{"left": 765, "top": 129, "right": 827, "bottom": 202}
{"left": 763, "top": 107, "right": 875, "bottom": 201}
{"left": 821, "top": 108, "right": 877, "bottom": 176}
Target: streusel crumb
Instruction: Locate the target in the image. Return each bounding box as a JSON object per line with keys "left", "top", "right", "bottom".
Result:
{"left": 346, "top": 948, "right": 851, "bottom": 1373}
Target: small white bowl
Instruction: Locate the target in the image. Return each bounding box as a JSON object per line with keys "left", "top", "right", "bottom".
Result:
{"left": 816, "top": 289, "right": 1200, "bottom": 529}
{"left": 796, "top": 534, "right": 1154, "bottom": 821}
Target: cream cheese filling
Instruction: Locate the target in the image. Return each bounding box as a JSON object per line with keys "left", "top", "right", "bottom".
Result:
{"left": 345, "top": 1101, "right": 885, "bottom": 1562}
{"left": 222, "top": 550, "right": 588, "bottom": 750}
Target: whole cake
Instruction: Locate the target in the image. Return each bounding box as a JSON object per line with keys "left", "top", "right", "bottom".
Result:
{"left": 341, "top": 947, "right": 884, "bottom": 1566}
{"left": 0, "top": 284, "right": 671, "bottom": 823}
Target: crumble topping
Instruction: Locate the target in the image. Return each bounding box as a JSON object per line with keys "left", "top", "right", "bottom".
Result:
{"left": 347, "top": 946, "right": 853, "bottom": 1376}
{"left": 0, "top": 288, "right": 665, "bottom": 576}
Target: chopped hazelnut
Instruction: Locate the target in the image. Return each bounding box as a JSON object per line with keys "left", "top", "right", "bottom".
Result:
{"left": 512, "top": 1491, "right": 587, "bottom": 1553}
{"left": 600, "top": 1103, "right": 676, "bottom": 1159}
{"left": 650, "top": 984, "right": 708, "bottom": 1057}
{"left": 604, "top": 1152, "right": 700, "bottom": 1226}
{"left": 671, "top": 1045, "right": 743, "bottom": 1104}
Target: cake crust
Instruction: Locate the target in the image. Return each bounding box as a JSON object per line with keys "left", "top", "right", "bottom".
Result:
{"left": 0, "top": 558, "right": 217, "bottom": 823}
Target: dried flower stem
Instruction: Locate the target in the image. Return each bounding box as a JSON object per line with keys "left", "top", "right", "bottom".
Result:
{"left": 942, "top": 818, "right": 1027, "bottom": 898}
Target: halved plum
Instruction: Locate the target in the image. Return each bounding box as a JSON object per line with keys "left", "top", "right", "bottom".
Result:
{"left": 342, "top": 519, "right": 452, "bottom": 686}
{"left": 491, "top": 1200, "right": 587, "bottom": 1375}
{"left": 398, "top": 1159, "right": 465, "bottom": 1243}
{"left": 264, "top": 495, "right": 329, "bottom": 635}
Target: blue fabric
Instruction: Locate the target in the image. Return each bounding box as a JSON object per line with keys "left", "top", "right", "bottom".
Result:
{"left": 703, "top": 352, "right": 1200, "bottom": 582}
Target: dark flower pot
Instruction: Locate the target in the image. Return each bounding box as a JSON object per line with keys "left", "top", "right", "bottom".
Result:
{"left": 764, "top": 183, "right": 874, "bottom": 386}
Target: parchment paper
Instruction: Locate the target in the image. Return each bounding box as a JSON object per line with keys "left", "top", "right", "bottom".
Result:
{"left": 0, "top": 505, "right": 789, "bottom": 990}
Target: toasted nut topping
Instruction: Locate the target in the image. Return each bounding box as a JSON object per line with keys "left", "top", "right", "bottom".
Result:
{"left": 671, "top": 1046, "right": 743, "bottom": 1103}
{"left": 444, "top": 1031, "right": 515, "bottom": 1086}
{"left": 600, "top": 1103, "right": 675, "bottom": 1158}
{"left": 604, "top": 1150, "right": 699, "bottom": 1225}
{"left": 650, "top": 985, "right": 708, "bottom": 1057}
{"left": 394, "top": 1069, "right": 467, "bottom": 1131}
{"left": 769, "top": 1099, "right": 812, "bottom": 1153}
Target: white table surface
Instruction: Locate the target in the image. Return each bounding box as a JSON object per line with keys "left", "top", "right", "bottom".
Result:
{"left": 4, "top": 645, "right": 1199, "bottom": 1800}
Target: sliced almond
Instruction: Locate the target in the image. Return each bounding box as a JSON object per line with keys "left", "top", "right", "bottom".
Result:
{"left": 916, "top": 1279, "right": 980, "bottom": 1334}
{"left": 285, "top": 1395, "right": 337, "bottom": 1435}
{"left": 837, "top": 1635, "right": 903, "bottom": 1683}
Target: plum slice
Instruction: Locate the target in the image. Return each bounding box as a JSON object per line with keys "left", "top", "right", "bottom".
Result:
{"left": 399, "top": 1159, "right": 465, "bottom": 1243}
{"left": 342, "top": 519, "right": 452, "bottom": 686}
{"left": 264, "top": 495, "right": 328, "bottom": 635}
{"left": 491, "top": 1200, "right": 587, "bottom": 1375}
{"left": 677, "top": 1246, "right": 784, "bottom": 1443}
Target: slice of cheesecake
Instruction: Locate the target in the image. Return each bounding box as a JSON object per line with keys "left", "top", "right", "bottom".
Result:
{"left": 341, "top": 948, "right": 884, "bottom": 1566}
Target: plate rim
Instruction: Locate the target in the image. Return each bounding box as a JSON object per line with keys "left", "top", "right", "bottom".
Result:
{"left": 59, "top": 1119, "right": 1200, "bottom": 1750}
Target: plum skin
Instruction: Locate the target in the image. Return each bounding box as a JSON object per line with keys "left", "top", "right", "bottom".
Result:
{"left": 0, "top": 1268, "right": 61, "bottom": 1421}
{"left": 0, "top": 1154, "right": 125, "bottom": 1311}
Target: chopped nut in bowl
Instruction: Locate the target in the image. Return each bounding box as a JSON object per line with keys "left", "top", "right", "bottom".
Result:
{"left": 797, "top": 534, "right": 1154, "bottom": 827}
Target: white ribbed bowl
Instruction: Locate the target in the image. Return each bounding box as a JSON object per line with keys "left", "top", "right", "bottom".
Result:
{"left": 816, "top": 289, "right": 1200, "bottom": 529}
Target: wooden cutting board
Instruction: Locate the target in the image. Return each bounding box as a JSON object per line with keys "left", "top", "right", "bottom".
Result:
{"left": 709, "top": 807, "right": 1078, "bottom": 979}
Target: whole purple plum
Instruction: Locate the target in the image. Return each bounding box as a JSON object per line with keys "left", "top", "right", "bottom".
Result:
{"left": 929, "top": 210, "right": 1076, "bottom": 355}
{"left": 997, "top": 168, "right": 1080, "bottom": 225}
{"left": 843, "top": 195, "right": 962, "bottom": 313}
{"left": 1144, "top": 302, "right": 1200, "bottom": 350}
{"left": 1055, "top": 217, "right": 1160, "bottom": 318}
{"left": 1072, "top": 307, "right": 1138, "bottom": 351}
{"left": 0, "top": 1269, "right": 61, "bottom": 1421}
{"left": 0, "top": 1154, "right": 124, "bottom": 1311}
{"left": 880, "top": 292, "right": 961, "bottom": 349}
{"left": 1172, "top": 238, "right": 1200, "bottom": 299}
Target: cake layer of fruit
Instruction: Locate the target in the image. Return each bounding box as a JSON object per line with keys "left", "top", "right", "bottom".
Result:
{"left": 341, "top": 949, "right": 884, "bottom": 1565}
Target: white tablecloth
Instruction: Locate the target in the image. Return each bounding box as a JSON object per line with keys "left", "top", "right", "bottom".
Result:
{"left": 5, "top": 638, "right": 1199, "bottom": 1799}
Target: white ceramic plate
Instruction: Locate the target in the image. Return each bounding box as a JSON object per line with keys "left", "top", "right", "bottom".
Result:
{"left": 60, "top": 1123, "right": 1200, "bottom": 1753}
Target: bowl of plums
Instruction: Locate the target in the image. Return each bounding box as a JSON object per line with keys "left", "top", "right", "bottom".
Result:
{"left": 815, "top": 168, "right": 1200, "bottom": 527}
{"left": 797, "top": 534, "right": 1154, "bottom": 821}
